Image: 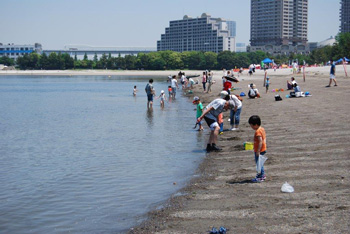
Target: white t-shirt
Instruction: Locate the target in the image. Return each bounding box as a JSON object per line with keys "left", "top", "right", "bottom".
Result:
{"left": 230, "top": 95, "right": 242, "bottom": 109}
{"left": 171, "top": 79, "right": 178, "bottom": 88}
{"left": 205, "top": 99, "right": 226, "bottom": 120}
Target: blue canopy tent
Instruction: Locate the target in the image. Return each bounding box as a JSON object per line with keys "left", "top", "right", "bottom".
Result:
{"left": 336, "top": 58, "right": 343, "bottom": 64}
{"left": 335, "top": 57, "right": 350, "bottom": 64}
{"left": 262, "top": 58, "right": 272, "bottom": 64}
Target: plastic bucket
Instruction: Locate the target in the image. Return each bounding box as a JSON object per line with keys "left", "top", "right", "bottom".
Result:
{"left": 244, "top": 142, "right": 254, "bottom": 150}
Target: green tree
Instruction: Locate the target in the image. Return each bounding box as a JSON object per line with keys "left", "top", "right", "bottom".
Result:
{"left": 217, "top": 51, "right": 235, "bottom": 69}
{"left": 167, "top": 52, "right": 184, "bottom": 69}
{"left": 47, "top": 52, "right": 59, "bottom": 69}
{"left": 0, "top": 56, "right": 15, "bottom": 66}
{"left": 124, "top": 55, "right": 137, "bottom": 70}
{"left": 204, "top": 52, "right": 218, "bottom": 70}
{"left": 92, "top": 53, "right": 98, "bottom": 69}
{"left": 116, "top": 54, "right": 125, "bottom": 69}
{"left": 62, "top": 53, "right": 74, "bottom": 69}
{"left": 39, "top": 53, "right": 49, "bottom": 69}
{"left": 136, "top": 53, "right": 151, "bottom": 70}
{"left": 335, "top": 32, "right": 350, "bottom": 58}
{"left": 16, "top": 54, "right": 30, "bottom": 69}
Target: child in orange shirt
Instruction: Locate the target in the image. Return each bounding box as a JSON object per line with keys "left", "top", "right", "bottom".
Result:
{"left": 248, "top": 115, "right": 267, "bottom": 183}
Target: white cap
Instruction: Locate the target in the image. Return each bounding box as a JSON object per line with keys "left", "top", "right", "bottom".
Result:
{"left": 220, "top": 91, "right": 229, "bottom": 98}
{"left": 161, "top": 90, "right": 164, "bottom": 93}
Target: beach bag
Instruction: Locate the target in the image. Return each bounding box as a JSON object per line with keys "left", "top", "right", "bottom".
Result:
{"left": 275, "top": 94, "right": 282, "bottom": 101}
{"left": 290, "top": 92, "right": 296, "bottom": 97}
{"left": 256, "top": 154, "right": 268, "bottom": 174}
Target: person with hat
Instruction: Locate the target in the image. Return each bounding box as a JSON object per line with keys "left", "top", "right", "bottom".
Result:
{"left": 197, "top": 98, "right": 234, "bottom": 152}
{"left": 193, "top": 96, "right": 204, "bottom": 131}
{"left": 156, "top": 90, "right": 167, "bottom": 108}
{"left": 248, "top": 83, "right": 260, "bottom": 99}
{"left": 265, "top": 77, "right": 270, "bottom": 93}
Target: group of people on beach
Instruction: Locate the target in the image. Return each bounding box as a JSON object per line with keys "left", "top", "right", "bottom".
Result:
{"left": 138, "top": 59, "right": 340, "bottom": 182}
{"left": 194, "top": 90, "right": 265, "bottom": 182}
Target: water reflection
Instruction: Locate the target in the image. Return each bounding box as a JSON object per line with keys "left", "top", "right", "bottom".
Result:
{"left": 146, "top": 108, "right": 153, "bottom": 126}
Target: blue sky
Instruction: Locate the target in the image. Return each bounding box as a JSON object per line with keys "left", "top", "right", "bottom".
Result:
{"left": 0, "top": 0, "right": 341, "bottom": 49}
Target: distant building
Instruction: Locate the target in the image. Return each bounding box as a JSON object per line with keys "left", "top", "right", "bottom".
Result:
{"left": 340, "top": 0, "right": 350, "bottom": 33}
{"left": 227, "top": 21, "right": 236, "bottom": 37}
{"left": 317, "top": 36, "right": 336, "bottom": 48}
{"left": 44, "top": 45, "right": 157, "bottom": 59}
{"left": 236, "top": 43, "right": 246, "bottom": 52}
{"left": 157, "top": 13, "right": 236, "bottom": 53}
{"left": 308, "top": 36, "right": 336, "bottom": 52}
{"left": 0, "top": 43, "right": 42, "bottom": 59}
{"left": 249, "top": 0, "right": 309, "bottom": 55}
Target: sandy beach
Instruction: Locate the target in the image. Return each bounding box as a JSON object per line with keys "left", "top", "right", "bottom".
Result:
{"left": 2, "top": 67, "right": 349, "bottom": 233}
{"left": 126, "top": 66, "right": 349, "bottom": 234}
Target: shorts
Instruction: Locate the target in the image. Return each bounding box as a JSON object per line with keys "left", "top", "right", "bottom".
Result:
{"left": 330, "top": 74, "right": 335, "bottom": 79}
{"left": 147, "top": 94, "right": 153, "bottom": 102}
{"left": 204, "top": 116, "right": 219, "bottom": 130}
{"left": 172, "top": 87, "right": 177, "bottom": 94}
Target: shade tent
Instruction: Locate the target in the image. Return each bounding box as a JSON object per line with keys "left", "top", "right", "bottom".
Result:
{"left": 335, "top": 57, "right": 350, "bottom": 64}
{"left": 262, "top": 58, "right": 272, "bottom": 64}
{"left": 336, "top": 58, "right": 343, "bottom": 64}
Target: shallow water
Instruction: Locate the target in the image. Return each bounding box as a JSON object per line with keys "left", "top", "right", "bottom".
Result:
{"left": 0, "top": 75, "right": 206, "bottom": 233}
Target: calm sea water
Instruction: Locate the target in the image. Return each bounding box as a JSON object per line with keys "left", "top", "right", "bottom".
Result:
{"left": 0, "top": 75, "right": 206, "bottom": 233}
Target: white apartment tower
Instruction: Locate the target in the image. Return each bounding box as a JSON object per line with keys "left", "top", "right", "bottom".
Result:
{"left": 250, "top": 0, "right": 308, "bottom": 46}
{"left": 157, "top": 13, "right": 236, "bottom": 53}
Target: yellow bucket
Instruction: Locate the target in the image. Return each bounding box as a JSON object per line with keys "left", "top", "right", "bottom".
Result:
{"left": 244, "top": 142, "right": 254, "bottom": 150}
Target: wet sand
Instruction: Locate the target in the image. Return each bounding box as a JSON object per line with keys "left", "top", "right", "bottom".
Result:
{"left": 129, "top": 66, "right": 350, "bottom": 233}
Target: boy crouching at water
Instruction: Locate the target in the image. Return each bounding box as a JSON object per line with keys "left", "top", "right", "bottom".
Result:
{"left": 197, "top": 98, "right": 234, "bottom": 152}
{"left": 193, "top": 96, "right": 204, "bottom": 131}
{"left": 249, "top": 115, "right": 267, "bottom": 182}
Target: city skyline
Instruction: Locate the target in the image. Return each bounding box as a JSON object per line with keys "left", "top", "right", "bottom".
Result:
{"left": 0, "top": 0, "right": 341, "bottom": 50}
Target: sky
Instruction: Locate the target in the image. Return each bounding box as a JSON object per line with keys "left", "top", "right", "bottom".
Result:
{"left": 0, "top": 0, "right": 341, "bottom": 50}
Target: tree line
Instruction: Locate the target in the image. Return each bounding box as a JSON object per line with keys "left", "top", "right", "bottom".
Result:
{"left": 1, "top": 33, "right": 349, "bottom": 71}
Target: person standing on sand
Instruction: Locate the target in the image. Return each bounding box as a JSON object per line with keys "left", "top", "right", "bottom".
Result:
{"left": 202, "top": 71, "right": 207, "bottom": 92}
{"left": 220, "top": 91, "right": 242, "bottom": 131}
{"left": 145, "top": 79, "right": 154, "bottom": 109}
{"left": 207, "top": 70, "right": 213, "bottom": 93}
{"left": 326, "top": 59, "right": 338, "bottom": 87}
{"left": 197, "top": 98, "right": 233, "bottom": 152}
{"left": 265, "top": 77, "right": 270, "bottom": 93}
{"left": 249, "top": 115, "right": 267, "bottom": 183}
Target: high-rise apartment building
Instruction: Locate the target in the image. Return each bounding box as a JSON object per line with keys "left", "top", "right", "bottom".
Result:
{"left": 227, "top": 21, "right": 237, "bottom": 37}
{"left": 249, "top": 0, "right": 308, "bottom": 55}
{"left": 340, "top": 0, "right": 350, "bottom": 33}
{"left": 157, "top": 13, "right": 236, "bottom": 53}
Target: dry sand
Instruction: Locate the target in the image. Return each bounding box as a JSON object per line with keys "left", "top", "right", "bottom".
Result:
{"left": 129, "top": 66, "right": 350, "bottom": 234}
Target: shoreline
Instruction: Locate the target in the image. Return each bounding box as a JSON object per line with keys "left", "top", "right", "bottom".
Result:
{"left": 0, "top": 65, "right": 344, "bottom": 77}
{"left": 129, "top": 67, "right": 350, "bottom": 233}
